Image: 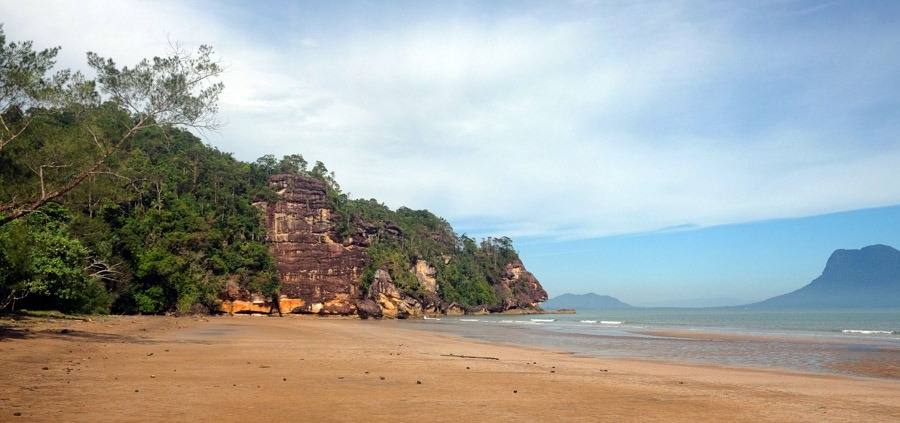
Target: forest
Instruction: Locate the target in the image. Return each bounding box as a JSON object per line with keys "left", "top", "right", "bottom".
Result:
{"left": 0, "top": 27, "right": 523, "bottom": 314}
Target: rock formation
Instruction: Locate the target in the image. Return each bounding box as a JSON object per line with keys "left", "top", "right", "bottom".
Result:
{"left": 220, "top": 173, "right": 549, "bottom": 317}
{"left": 220, "top": 174, "right": 372, "bottom": 315}
{"left": 492, "top": 259, "right": 548, "bottom": 311}
{"left": 264, "top": 174, "right": 372, "bottom": 314}
{"left": 367, "top": 269, "right": 423, "bottom": 318}
{"left": 412, "top": 259, "right": 438, "bottom": 293}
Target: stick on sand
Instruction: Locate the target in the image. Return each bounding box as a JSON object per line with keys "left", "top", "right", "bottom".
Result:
{"left": 441, "top": 353, "right": 500, "bottom": 360}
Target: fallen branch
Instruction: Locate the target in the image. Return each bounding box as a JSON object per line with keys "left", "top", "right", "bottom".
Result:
{"left": 441, "top": 354, "right": 499, "bottom": 360}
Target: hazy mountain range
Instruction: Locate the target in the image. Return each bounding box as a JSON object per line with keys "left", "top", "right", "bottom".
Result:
{"left": 542, "top": 293, "right": 632, "bottom": 310}
{"left": 640, "top": 297, "right": 749, "bottom": 308}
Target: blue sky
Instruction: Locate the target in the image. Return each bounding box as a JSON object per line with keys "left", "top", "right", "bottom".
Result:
{"left": 2, "top": 0, "right": 899, "bottom": 304}
{"left": 518, "top": 205, "right": 900, "bottom": 305}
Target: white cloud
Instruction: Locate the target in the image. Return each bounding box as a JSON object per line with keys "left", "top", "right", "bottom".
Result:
{"left": 2, "top": 0, "right": 899, "bottom": 239}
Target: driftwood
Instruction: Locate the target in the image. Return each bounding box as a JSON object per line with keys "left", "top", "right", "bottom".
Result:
{"left": 441, "top": 354, "right": 499, "bottom": 360}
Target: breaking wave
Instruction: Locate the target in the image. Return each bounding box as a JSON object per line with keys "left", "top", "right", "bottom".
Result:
{"left": 841, "top": 329, "right": 895, "bottom": 335}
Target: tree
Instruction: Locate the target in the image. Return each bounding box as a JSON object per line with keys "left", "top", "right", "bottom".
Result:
{"left": 0, "top": 203, "right": 108, "bottom": 312}
{"left": 310, "top": 160, "right": 328, "bottom": 179}
{"left": 254, "top": 154, "right": 277, "bottom": 174}
{"left": 277, "top": 154, "right": 307, "bottom": 174}
{"left": 0, "top": 25, "right": 82, "bottom": 153}
{"left": 0, "top": 31, "right": 223, "bottom": 227}
{"left": 310, "top": 160, "right": 341, "bottom": 192}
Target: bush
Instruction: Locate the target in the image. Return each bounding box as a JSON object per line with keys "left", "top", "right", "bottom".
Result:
{"left": 0, "top": 204, "right": 110, "bottom": 313}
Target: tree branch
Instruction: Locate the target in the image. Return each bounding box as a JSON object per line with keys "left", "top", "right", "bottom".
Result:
{"left": 84, "top": 257, "right": 124, "bottom": 283}
{"left": 0, "top": 115, "right": 33, "bottom": 153}
{"left": 0, "top": 117, "right": 146, "bottom": 227}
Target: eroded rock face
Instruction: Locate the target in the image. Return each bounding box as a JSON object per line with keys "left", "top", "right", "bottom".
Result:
{"left": 265, "top": 174, "right": 370, "bottom": 314}
{"left": 412, "top": 260, "right": 438, "bottom": 293}
{"left": 218, "top": 173, "right": 549, "bottom": 317}
{"left": 355, "top": 299, "right": 382, "bottom": 319}
{"left": 368, "top": 269, "right": 423, "bottom": 319}
{"left": 222, "top": 298, "right": 306, "bottom": 315}
{"left": 493, "top": 259, "right": 549, "bottom": 311}
{"left": 445, "top": 303, "right": 465, "bottom": 316}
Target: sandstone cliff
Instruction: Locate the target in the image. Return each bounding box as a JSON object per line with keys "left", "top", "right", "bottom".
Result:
{"left": 220, "top": 174, "right": 547, "bottom": 317}
{"left": 221, "top": 174, "right": 371, "bottom": 315}
{"left": 492, "top": 259, "right": 549, "bottom": 311}
{"left": 267, "top": 174, "right": 373, "bottom": 314}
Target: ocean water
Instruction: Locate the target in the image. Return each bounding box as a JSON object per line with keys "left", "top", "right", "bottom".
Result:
{"left": 404, "top": 308, "right": 900, "bottom": 379}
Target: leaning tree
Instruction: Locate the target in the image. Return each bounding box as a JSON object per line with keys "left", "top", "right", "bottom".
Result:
{"left": 0, "top": 26, "right": 224, "bottom": 226}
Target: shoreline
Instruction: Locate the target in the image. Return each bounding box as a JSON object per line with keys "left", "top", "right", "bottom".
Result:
{"left": 402, "top": 319, "right": 900, "bottom": 382}
{"left": 2, "top": 315, "right": 899, "bottom": 422}
{"left": 402, "top": 315, "right": 900, "bottom": 380}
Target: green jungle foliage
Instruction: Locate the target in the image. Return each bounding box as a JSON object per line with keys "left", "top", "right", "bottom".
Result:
{"left": 333, "top": 195, "right": 520, "bottom": 308}
{"left": 0, "top": 27, "right": 524, "bottom": 314}
{"left": 1, "top": 116, "right": 282, "bottom": 314}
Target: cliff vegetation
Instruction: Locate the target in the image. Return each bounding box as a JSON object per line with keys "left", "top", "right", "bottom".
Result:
{"left": 0, "top": 28, "right": 545, "bottom": 315}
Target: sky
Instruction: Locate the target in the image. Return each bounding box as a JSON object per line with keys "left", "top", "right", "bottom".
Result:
{"left": 2, "top": 0, "right": 899, "bottom": 305}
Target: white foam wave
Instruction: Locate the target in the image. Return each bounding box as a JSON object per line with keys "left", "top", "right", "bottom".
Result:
{"left": 459, "top": 318, "right": 480, "bottom": 322}
{"left": 580, "top": 320, "right": 597, "bottom": 323}
{"left": 530, "top": 318, "right": 556, "bottom": 323}
{"left": 600, "top": 321, "right": 623, "bottom": 325}
{"left": 841, "top": 329, "right": 894, "bottom": 335}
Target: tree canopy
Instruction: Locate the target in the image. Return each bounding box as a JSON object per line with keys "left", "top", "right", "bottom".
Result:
{"left": 0, "top": 25, "right": 223, "bottom": 227}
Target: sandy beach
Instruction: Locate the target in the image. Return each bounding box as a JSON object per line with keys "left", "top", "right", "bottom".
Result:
{"left": 1, "top": 316, "right": 899, "bottom": 422}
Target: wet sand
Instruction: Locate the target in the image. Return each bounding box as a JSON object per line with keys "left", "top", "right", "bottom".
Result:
{"left": 639, "top": 329, "right": 899, "bottom": 345}
{"left": 1, "top": 316, "right": 899, "bottom": 422}
{"left": 638, "top": 329, "right": 900, "bottom": 378}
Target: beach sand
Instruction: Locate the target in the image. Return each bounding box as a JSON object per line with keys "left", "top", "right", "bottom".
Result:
{"left": 1, "top": 315, "right": 898, "bottom": 422}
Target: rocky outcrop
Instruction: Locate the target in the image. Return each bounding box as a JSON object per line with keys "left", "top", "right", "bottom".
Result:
{"left": 219, "top": 280, "right": 304, "bottom": 315}
{"left": 408, "top": 259, "right": 445, "bottom": 315}
{"left": 222, "top": 297, "right": 306, "bottom": 315}
{"left": 412, "top": 260, "right": 438, "bottom": 293}
{"left": 354, "top": 299, "right": 382, "bottom": 319}
{"left": 445, "top": 303, "right": 465, "bottom": 316}
{"left": 219, "top": 173, "right": 549, "bottom": 317}
{"left": 492, "top": 259, "right": 548, "bottom": 311}
{"left": 219, "top": 174, "right": 372, "bottom": 315}
{"left": 266, "top": 174, "right": 374, "bottom": 314}
{"left": 368, "top": 269, "right": 423, "bottom": 319}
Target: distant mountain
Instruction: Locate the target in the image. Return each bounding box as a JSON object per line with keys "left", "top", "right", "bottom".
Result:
{"left": 752, "top": 244, "right": 900, "bottom": 308}
{"left": 543, "top": 293, "right": 632, "bottom": 310}
{"left": 641, "top": 297, "right": 749, "bottom": 308}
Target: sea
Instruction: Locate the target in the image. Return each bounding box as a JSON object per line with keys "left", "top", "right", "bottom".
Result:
{"left": 404, "top": 308, "right": 900, "bottom": 379}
